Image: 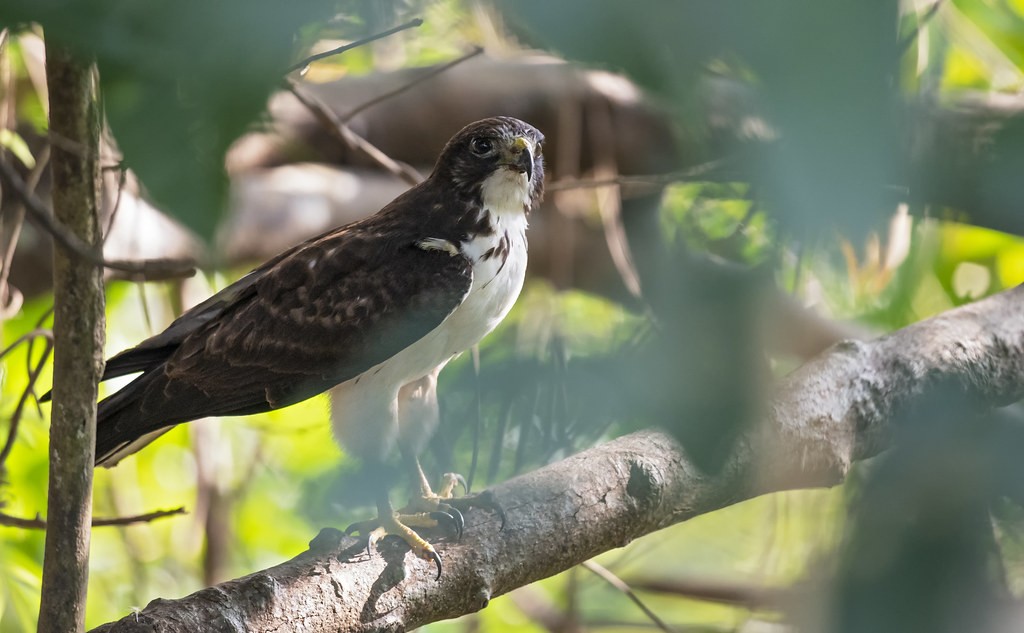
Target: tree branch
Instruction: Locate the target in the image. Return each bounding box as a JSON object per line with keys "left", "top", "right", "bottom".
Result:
{"left": 38, "top": 45, "right": 104, "bottom": 633}
{"left": 0, "top": 158, "right": 198, "bottom": 279}
{"left": 0, "top": 507, "right": 185, "bottom": 530}
{"left": 0, "top": 332, "right": 52, "bottom": 477}
{"left": 336, "top": 46, "right": 484, "bottom": 125}
{"left": 253, "top": 60, "right": 1024, "bottom": 238}
{"left": 286, "top": 19, "right": 424, "bottom": 74}
{"left": 581, "top": 561, "right": 677, "bottom": 633}
{"left": 283, "top": 79, "right": 423, "bottom": 186}
{"left": 91, "top": 284, "right": 1024, "bottom": 632}
{"left": 629, "top": 575, "right": 797, "bottom": 610}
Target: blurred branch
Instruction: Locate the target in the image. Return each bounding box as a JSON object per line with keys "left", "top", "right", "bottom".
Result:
{"left": 630, "top": 576, "right": 796, "bottom": 610}
{"left": 243, "top": 59, "right": 1024, "bottom": 241}
{"left": 898, "top": 1, "right": 944, "bottom": 56}
{"left": 286, "top": 18, "right": 424, "bottom": 74}
{"left": 91, "top": 284, "right": 1024, "bottom": 632}
{"left": 338, "top": 46, "right": 485, "bottom": 124}
{"left": 284, "top": 79, "right": 423, "bottom": 185}
{"left": 545, "top": 159, "right": 731, "bottom": 195}
{"left": 581, "top": 561, "right": 678, "bottom": 633}
{"left": 0, "top": 159, "right": 198, "bottom": 279}
{"left": 508, "top": 587, "right": 582, "bottom": 633}
{"left": 0, "top": 329, "right": 53, "bottom": 476}
{"left": 0, "top": 507, "right": 185, "bottom": 530}
{"left": 0, "top": 147, "right": 49, "bottom": 319}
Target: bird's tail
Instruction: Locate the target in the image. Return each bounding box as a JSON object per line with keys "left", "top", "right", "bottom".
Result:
{"left": 96, "top": 426, "right": 174, "bottom": 467}
{"left": 94, "top": 372, "right": 175, "bottom": 467}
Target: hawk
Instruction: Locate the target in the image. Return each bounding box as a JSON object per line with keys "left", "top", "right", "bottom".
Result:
{"left": 66, "top": 117, "right": 544, "bottom": 577}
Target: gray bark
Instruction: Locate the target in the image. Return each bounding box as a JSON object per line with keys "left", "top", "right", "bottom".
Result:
{"left": 91, "top": 284, "right": 1024, "bottom": 633}
{"left": 37, "top": 45, "right": 105, "bottom": 633}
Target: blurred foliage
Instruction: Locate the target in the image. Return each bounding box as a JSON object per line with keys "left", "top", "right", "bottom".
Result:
{"left": 0, "top": 0, "right": 341, "bottom": 240}
{"left": 507, "top": 0, "right": 900, "bottom": 243}
{"left": 831, "top": 388, "right": 1019, "bottom": 633}
{"left": 3, "top": 0, "right": 1024, "bottom": 632}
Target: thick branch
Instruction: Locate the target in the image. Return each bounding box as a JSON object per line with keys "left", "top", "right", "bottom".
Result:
{"left": 38, "top": 45, "right": 105, "bottom": 633}
{"left": 92, "top": 284, "right": 1024, "bottom": 632}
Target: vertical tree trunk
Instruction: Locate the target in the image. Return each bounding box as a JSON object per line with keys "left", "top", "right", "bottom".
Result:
{"left": 37, "top": 43, "right": 104, "bottom": 633}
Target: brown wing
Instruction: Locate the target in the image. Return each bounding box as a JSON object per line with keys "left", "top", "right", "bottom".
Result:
{"left": 96, "top": 215, "right": 472, "bottom": 463}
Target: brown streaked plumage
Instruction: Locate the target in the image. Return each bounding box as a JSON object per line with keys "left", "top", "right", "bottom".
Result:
{"left": 89, "top": 117, "right": 544, "bottom": 468}
{"left": 72, "top": 117, "right": 544, "bottom": 578}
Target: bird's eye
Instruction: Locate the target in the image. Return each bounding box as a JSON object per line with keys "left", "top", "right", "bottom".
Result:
{"left": 470, "top": 137, "right": 494, "bottom": 155}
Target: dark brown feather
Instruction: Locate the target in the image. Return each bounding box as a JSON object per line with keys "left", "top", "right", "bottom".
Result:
{"left": 93, "top": 116, "right": 545, "bottom": 464}
{"left": 96, "top": 180, "right": 477, "bottom": 462}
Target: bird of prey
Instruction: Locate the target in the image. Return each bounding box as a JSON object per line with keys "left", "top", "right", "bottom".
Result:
{"left": 76, "top": 117, "right": 544, "bottom": 577}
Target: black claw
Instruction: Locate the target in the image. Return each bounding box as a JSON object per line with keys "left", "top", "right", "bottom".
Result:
{"left": 429, "top": 550, "right": 442, "bottom": 580}
{"left": 342, "top": 521, "right": 379, "bottom": 556}
{"left": 441, "top": 505, "right": 465, "bottom": 540}
{"left": 453, "top": 473, "right": 469, "bottom": 494}
{"left": 345, "top": 519, "right": 379, "bottom": 537}
{"left": 451, "top": 507, "right": 466, "bottom": 539}
{"left": 429, "top": 511, "right": 462, "bottom": 540}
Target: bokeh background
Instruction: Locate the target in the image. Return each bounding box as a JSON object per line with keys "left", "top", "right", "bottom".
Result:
{"left": 2, "top": 1, "right": 1024, "bottom": 631}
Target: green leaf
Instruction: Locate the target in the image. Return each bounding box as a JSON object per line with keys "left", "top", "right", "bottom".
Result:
{"left": 0, "top": 129, "right": 35, "bottom": 169}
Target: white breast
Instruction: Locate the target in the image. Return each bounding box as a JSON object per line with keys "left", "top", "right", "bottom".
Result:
{"left": 442, "top": 208, "right": 529, "bottom": 354}
{"left": 330, "top": 167, "right": 531, "bottom": 459}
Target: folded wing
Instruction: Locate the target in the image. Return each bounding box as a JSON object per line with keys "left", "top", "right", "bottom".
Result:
{"left": 96, "top": 216, "right": 472, "bottom": 465}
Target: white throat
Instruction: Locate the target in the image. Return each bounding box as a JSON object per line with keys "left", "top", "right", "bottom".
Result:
{"left": 329, "top": 164, "right": 533, "bottom": 462}
{"left": 480, "top": 167, "right": 532, "bottom": 217}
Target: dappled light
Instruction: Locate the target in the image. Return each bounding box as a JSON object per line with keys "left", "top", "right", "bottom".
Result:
{"left": 2, "top": 1, "right": 1024, "bottom": 632}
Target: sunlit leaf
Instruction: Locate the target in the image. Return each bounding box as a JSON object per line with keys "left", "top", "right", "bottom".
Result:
{"left": 0, "top": 129, "right": 34, "bottom": 169}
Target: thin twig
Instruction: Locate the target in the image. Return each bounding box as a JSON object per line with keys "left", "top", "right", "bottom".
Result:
{"left": 508, "top": 587, "right": 579, "bottom": 633}
{"left": 0, "top": 332, "right": 53, "bottom": 472}
{"left": 285, "top": 41, "right": 485, "bottom": 188}
{"left": 545, "top": 159, "right": 731, "bottom": 193}
{"left": 338, "top": 46, "right": 485, "bottom": 124}
{"left": 284, "top": 79, "right": 423, "bottom": 185}
{"left": 0, "top": 327, "right": 53, "bottom": 361}
{"left": 899, "top": 0, "right": 944, "bottom": 57}
{"left": 103, "top": 162, "right": 128, "bottom": 243}
{"left": 581, "top": 561, "right": 679, "bottom": 633}
{"left": 0, "top": 507, "right": 186, "bottom": 530}
{"left": 587, "top": 96, "right": 643, "bottom": 299}
{"left": 0, "top": 159, "right": 198, "bottom": 279}
{"left": 25, "top": 308, "right": 54, "bottom": 415}
{"left": 630, "top": 577, "right": 795, "bottom": 610}
{"left": 46, "top": 130, "right": 96, "bottom": 160}
{"left": 0, "top": 148, "right": 49, "bottom": 318}
{"left": 287, "top": 18, "right": 424, "bottom": 74}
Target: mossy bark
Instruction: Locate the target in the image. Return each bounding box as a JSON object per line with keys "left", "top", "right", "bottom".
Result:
{"left": 37, "top": 43, "right": 105, "bottom": 633}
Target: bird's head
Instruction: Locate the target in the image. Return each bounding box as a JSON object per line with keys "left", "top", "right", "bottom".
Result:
{"left": 433, "top": 116, "right": 545, "bottom": 214}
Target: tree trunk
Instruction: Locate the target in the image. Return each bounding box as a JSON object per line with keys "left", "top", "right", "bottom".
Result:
{"left": 37, "top": 43, "right": 104, "bottom": 633}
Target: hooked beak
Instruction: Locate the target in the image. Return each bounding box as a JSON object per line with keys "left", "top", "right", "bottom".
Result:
{"left": 503, "top": 136, "right": 534, "bottom": 182}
